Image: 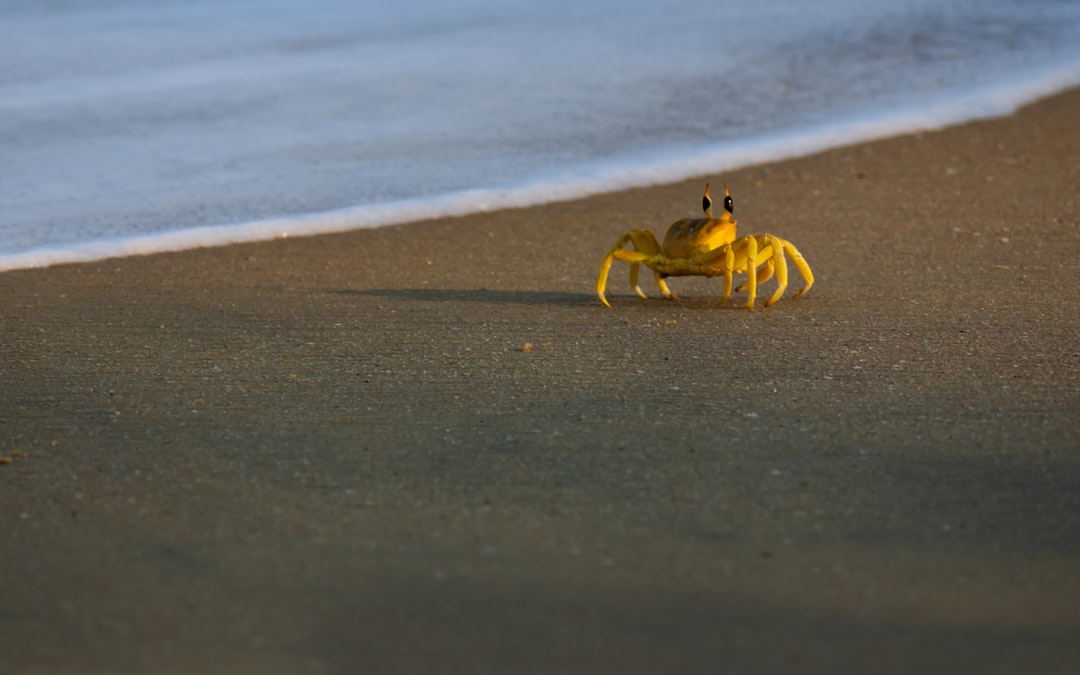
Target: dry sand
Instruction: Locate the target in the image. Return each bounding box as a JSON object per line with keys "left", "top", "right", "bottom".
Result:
{"left": 2, "top": 88, "right": 1079, "bottom": 674}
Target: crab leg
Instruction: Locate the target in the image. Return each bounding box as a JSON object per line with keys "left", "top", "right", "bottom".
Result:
{"left": 623, "top": 230, "right": 678, "bottom": 301}
{"left": 783, "top": 238, "right": 814, "bottom": 299}
{"left": 736, "top": 260, "right": 774, "bottom": 293}
{"left": 741, "top": 235, "right": 759, "bottom": 309}
{"left": 596, "top": 230, "right": 676, "bottom": 307}
{"left": 720, "top": 245, "right": 735, "bottom": 302}
{"left": 596, "top": 231, "right": 632, "bottom": 308}
{"left": 595, "top": 246, "right": 621, "bottom": 309}
{"left": 764, "top": 235, "right": 789, "bottom": 308}
{"left": 728, "top": 234, "right": 814, "bottom": 307}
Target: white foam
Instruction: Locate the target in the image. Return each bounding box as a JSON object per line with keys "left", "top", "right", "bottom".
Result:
{"left": 3, "top": 61, "right": 1076, "bottom": 273}
{"left": 4, "top": 1, "right": 1080, "bottom": 272}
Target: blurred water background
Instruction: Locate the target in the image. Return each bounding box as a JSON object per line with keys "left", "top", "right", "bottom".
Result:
{"left": 2, "top": 0, "right": 1079, "bottom": 269}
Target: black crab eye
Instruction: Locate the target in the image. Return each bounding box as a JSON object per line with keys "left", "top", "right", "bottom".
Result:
{"left": 702, "top": 195, "right": 712, "bottom": 212}
{"left": 724, "top": 195, "right": 733, "bottom": 214}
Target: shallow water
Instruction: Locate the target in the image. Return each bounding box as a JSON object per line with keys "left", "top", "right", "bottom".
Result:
{"left": 3, "top": 0, "right": 1079, "bottom": 269}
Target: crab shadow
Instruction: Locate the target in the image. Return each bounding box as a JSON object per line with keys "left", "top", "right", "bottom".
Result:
{"left": 328, "top": 288, "right": 597, "bottom": 307}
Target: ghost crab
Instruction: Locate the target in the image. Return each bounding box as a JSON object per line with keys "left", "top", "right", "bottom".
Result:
{"left": 595, "top": 182, "right": 813, "bottom": 309}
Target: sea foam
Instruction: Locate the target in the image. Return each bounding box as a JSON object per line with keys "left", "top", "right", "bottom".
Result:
{"left": 3, "top": 0, "right": 1079, "bottom": 271}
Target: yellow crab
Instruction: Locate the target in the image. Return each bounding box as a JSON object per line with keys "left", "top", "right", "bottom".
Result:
{"left": 595, "top": 182, "right": 813, "bottom": 309}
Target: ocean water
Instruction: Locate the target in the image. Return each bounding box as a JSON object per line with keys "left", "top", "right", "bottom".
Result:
{"left": 2, "top": 0, "right": 1079, "bottom": 271}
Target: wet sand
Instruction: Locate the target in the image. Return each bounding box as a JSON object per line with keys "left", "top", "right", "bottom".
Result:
{"left": 2, "top": 89, "right": 1079, "bottom": 674}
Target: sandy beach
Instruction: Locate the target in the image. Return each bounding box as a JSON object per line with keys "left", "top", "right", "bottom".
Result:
{"left": 2, "top": 88, "right": 1079, "bottom": 674}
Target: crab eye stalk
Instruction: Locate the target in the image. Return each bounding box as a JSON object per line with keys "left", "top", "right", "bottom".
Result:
{"left": 702, "top": 183, "right": 712, "bottom": 215}
{"left": 723, "top": 182, "right": 733, "bottom": 214}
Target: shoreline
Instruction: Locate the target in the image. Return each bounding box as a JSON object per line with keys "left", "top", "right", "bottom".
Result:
{"left": 4, "top": 72, "right": 1080, "bottom": 274}
{"left": 2, "top": 87, "right": 1078, "bottom": 674}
